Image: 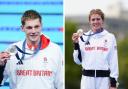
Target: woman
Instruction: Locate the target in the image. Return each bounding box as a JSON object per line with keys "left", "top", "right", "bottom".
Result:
{"left": 72, "top": 9, "right": 118, "bottom": 89}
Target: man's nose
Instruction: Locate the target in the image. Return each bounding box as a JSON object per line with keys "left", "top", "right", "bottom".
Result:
{"left": 31, "top": 27, "right": 36, "bottom": 32}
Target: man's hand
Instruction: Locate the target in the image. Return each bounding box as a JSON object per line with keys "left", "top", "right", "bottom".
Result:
{"left": 0, "top": 52, "right": 10, "bottom": 66}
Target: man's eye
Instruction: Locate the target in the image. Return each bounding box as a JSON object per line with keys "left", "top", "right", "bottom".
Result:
{"left": 26, "top": 26, "right": 32, "bottom": 29}
{"left": 34, "top": 25, "right": 40, "bottom": 29}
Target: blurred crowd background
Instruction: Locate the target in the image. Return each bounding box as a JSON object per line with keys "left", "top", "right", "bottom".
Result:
{"left": 65, "top": 0, "right": 128, "bottom": 89}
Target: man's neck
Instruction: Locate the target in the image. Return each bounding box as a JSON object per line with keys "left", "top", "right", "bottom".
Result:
{"left": 26, "top": 39, "right": 40, "bottom": 46}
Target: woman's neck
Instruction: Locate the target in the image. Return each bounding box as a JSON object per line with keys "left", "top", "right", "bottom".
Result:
{"left": 92, "top": 28, "right": 103, "bottom": 33}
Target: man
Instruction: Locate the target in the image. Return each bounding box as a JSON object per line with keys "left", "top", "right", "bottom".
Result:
{"left": 0, "top": 10, "right": 63, "bottom": 89}
{"left": 72, "top": 9, "right": 119, "bottom": 89}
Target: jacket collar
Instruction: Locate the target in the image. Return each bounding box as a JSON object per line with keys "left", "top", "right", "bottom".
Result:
{"left": 40, "top": 34, "right": 50, "bottom": 50}
{"left": 26, "top": 34, "right": 50, "bottom": 50}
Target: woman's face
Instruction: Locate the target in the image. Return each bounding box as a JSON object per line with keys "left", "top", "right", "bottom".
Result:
{"left": 89, "top": 14, "right": 103, "bottom": 32}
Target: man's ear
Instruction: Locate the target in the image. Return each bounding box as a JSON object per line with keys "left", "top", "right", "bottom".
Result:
{"left": 21, "top": 25, "right": 25, "bottom": 32}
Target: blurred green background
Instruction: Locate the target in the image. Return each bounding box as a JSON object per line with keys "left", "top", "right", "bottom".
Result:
{"left": 65, "top": 18, "right": 128, "bottom": 89}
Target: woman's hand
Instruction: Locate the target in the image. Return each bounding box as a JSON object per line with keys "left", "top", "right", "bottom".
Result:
{"left": 72, "top": 33, "right": 79, "bottom": 43}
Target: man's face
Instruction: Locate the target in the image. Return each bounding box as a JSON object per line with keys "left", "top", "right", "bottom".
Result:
{"left": 22, "top": 18, "right": 42, "bottom": 43}
{"left": 89, "top": 14, "right": 103, "bottom": 31}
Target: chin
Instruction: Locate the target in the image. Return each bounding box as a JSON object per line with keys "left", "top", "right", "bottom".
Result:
{"left": 93, "top": 27, "right": 101, "bottom": 30}
{"left": 29, "top": 38, "right": 39, "bottom": 42}
{"left": 31, "top": 39, "right": 38, "bottom": 42}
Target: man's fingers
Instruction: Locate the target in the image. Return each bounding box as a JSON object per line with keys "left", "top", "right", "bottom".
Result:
{"left": 2, "top": 52, "right": 10, "bottom": 57}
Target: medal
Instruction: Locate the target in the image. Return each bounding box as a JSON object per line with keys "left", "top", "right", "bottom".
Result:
{"left": 5, "top": 45, "right": 18, "bottom": 56}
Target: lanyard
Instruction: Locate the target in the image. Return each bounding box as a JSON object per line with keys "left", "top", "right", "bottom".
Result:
{"left": 80, "top": 28, "right": 103, "bottom": 45}
{"left": 15, "top": 40, "right": 42, "bottom": 64}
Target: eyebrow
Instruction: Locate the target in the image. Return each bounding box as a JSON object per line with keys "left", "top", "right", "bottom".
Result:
{"left": 91, "top": 18, "right": 101, "bottom": 21}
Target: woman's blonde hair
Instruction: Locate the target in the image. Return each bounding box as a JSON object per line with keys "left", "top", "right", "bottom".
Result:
{"left": 89, "top": 9, "right": 105, "bottom": 21}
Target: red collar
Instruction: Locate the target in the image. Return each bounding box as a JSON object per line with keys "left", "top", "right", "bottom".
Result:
{"left": 27, "top": 43, "right": 38, "bottom": 50}
{"left": 40, "top": 34, "right": 50, "bottom": 49}
{"left": 27, "top": 34, "right": 50, "bottom": 50}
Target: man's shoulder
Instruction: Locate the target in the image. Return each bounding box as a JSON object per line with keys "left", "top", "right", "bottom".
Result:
{"left": 8, "top": 40, "right": 24, "bottom": 48}
{"left": 49, "top": 41, "right": 61, "bottom": 49}
{"left": 12, "top": 40, "right": 24, "bottom": 45}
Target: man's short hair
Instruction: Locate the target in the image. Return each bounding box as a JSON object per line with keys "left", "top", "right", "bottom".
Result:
{"left": 21, "top": 10, "right": 42, "bottom": 26}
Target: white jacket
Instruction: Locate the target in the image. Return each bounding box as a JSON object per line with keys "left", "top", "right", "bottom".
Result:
{"left": 2, "top": 34, "right": 64, "bottom": 89}
{"left": 73, "top": 29, "right": 119, "bottom": 81}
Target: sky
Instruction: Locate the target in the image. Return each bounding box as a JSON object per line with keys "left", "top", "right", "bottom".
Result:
{"left": 65, "top": 0, "right": 128, "bottom": 16}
